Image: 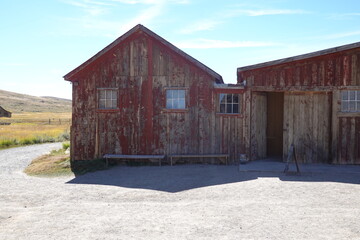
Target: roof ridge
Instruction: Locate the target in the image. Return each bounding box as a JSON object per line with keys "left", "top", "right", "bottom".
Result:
{"left": 64, "top": 24, "right": 223, "bottom": 83}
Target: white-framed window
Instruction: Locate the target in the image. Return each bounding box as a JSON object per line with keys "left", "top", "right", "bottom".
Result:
{"left": 98, "top": 88, "right": 118, "bottom": 109}
{"left": 166, "top": 89, "right": 186, "bottom": 109}
{"left": 341, "top": 90, "right": 360, "bottom": 112}
{"left": 219, "top": 93, "right": 240, "bottom": 114}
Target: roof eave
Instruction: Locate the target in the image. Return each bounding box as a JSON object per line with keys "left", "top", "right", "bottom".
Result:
{"left": 237, "top": 41, "right": 360, "bottom": 72}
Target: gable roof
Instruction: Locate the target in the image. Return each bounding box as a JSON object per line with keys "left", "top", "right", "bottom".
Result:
{"left": 64, "top": 24, "right": 223, "bottom": 83}
{"left": 237, "top": 41, "right": 360, "bottom": 72}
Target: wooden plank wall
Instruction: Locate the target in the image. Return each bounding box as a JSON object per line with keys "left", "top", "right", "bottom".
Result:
{"left": 250, "top": 92, "right": 267, "bottom": 160}
{"left": 239, "top": 48, "right": 360, "bottom": 89}
{"left": 332, "top": 91, "right": 360, "bottom": 164}
{"left": 240, "top": 47, "right": 360, "bottom": 164}
{"left": 283, "top": 92, "right": 331, "bottom": 163}
{"left": 71, "top": 32, "right": 245, "bottom": 163}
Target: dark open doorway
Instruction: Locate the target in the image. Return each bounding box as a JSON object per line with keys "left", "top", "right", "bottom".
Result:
{"left": 266, "top": 92, "right": 284, "bottom": 158}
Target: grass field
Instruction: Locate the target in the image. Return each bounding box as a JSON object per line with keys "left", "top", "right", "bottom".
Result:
{"left": 0, "top": 112, "right": 71, "bottom": 149}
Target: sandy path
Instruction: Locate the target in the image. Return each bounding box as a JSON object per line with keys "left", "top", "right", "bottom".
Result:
{"left": 1, "top": 145, "right": 360, "bottom": 239}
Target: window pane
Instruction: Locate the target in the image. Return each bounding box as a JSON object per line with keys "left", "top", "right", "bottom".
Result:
{"left": 111, "top": 99, "right": 117, "bottom": 108}
{"left": 166, "top": 90, "right": 173, "bottom": 100}
{"left": 166, "top": 99, "right": 172, "bottom": 109}
{"left": 233, "top": 104, "right": 239, "bottom": 113}
{"left": 105, "top": 90, "right": 111, "bottom": 99}
{"left": 111, "top": 90, "right": 117, "bottom": 100}
{"left": 178, "top": 99, "right": 185, "bottom": 109}
{"left": 220, "top": 104, "right": 226, "bottom": 113}
{"left": 232, "top": 94, "right": 239, "bottom": 104}
{"left": 357, "top": 102, "right": 360, "bottom": 111}
{"left": 178, "top": 90, "right": 185, "bottom": 98}
{"left": 173, "top": 90, "right": 178, "bottom": 98}
{"left": 226, "top": 94, "right": 232, "bottom": 104}
{"left": 173, "top": 99, "right": 178, "bottom": 109}
{"left": 220, "top": 94, "right": 226, "bottom": 104}
{"left": 99, "top": 99, "right": 106, "bottom": 109}
{"left": 227, "top": 104, "right": 232, "bottom": 113}
{"left": 350, "top": 91, "right": 356, "bottom": 100}
{"left": 349, "top": 101, "right": 356, "bottom": 111}
{"left": 357, "top": 91, "right": 360, "bottom": 100}
{"left": 341, "top": 91, "right": 348, "bottom": 100}
{"left": 99, "top": 90, "right": 106, "bottom": 100}
{"left": 105, "top": 100, "right": 112, "bottom": 109}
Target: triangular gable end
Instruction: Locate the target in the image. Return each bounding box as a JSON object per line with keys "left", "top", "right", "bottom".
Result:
{"left": 64, "top": 24, "right": 223, "bottom": 83}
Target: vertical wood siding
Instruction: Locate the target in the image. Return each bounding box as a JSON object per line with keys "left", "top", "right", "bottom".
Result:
{"left": 70, "top": 32, "right": 244, "bottom": 163}
{"left": 240, "top": 47, "right": 360, "bottom": 164}
{"left": 283, "top": 92, "right": 331, "bottom": 163}
{"left": 239, "top": 49, "right": 360, "bottom": 89}
{"left": 336, "top": 117, "right": 360, "bottom": 164}
{"left": 250, "top": 92, "right": 267, "bottom": 160}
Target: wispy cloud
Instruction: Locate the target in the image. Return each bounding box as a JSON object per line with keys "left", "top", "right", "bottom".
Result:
{"left": 175, "top": 38, "right": 276, "bottom": 49}
{"left": 329, "top": 12, "right": 360, "bottom": 20}
{"left": 179, "top": 20, "right": 222, "bottom": 34}
{"left": 61, "top": 0, "right": 189, "bottom": 37}
{"left": 226, "top": 8, "right": 310, "bottom": 17}
{"left": 323, "top": 30, "right": 360, "bottom": 39}
{"left": 63, "top": 0, "right": 112, "bottom": 16}
{"left": 109, "top": 0, "right": 188, "bottom": 4}
{"left": 119, "top": 2, "right": 165, "bottom": 33}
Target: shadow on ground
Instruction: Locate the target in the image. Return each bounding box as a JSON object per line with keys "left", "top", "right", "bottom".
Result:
{"left": 67, "top": 161, "right": 360, "bottom": 193}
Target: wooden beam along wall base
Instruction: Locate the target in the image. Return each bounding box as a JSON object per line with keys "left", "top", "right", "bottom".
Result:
{"left": 103, "top": 154, "right": 165, "bottom": 166}
{"left": 169, "top": 154, "right": 229, "bottom": 166}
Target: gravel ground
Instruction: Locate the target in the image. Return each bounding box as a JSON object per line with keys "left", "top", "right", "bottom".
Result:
{"left": 1, "top": 144, "right": 360, "bottom": 240}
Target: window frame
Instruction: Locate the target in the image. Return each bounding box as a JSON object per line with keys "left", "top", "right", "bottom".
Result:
{"left": 218, "top": 93, "right": 240, "bottom": 114}
{"left": 165, "top": 88, "right": 187, "bottom": 111}
{"left": 341, "top": 90, "right": 360, "bottom": 113}
{"left": 97, "top": 88, "right": 119, "bottom": 111}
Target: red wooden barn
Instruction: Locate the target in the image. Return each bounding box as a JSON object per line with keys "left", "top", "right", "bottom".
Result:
{"left": 64, "top": 24, "right": 360, "bottom": 165}
{"left": 238, "top": 42, "right": 360, "bottom": 164}
{"left": 64, "top": 24, "right": 244, "bottom": 165}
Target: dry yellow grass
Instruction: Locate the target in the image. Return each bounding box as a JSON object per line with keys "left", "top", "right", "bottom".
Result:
{"left": 0, "top": 124, "right": 68, "bottom": 140}
{"left": 24, "top": 153, "right": 71, "bottom": 176}
{"left": 0, "top": 112, "right": 71, "bottom": 148}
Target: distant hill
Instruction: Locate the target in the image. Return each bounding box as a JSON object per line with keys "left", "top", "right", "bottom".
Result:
{"left": 0, "top": 89, "right": 71, "bottom": 113}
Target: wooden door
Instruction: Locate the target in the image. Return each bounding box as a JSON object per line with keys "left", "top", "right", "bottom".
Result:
{"left": 250, "top": 92, "right": 267, "bottom": 160}
{"left": 283, "top": 92, "right": 331, "bottom": 163}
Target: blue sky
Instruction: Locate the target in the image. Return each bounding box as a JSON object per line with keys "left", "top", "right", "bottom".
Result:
{"left": 1, "top": 0, "right": 359, "bottom": 99}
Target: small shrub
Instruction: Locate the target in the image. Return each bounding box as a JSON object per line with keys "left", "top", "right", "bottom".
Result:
{"left": 58, "top": 131, "right": 70, "bottom": 141}
{"left": 0, "top": 139, "right": 17, "bottom": 148}
{"left": 41, "top": 135, "right": 56, "bottom": 143}
{"left": 62, "top": 142, "right": 70, "bottom": 151}
{"left": 19, "top": 138, "right": 34, "bottom": 145}
{"left": 32, "top": 136, "right": 42, "bottom": 144}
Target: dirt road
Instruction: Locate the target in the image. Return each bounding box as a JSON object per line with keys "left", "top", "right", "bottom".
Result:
{"left": 1, "top": 144, "right": 360, "bottom": 239}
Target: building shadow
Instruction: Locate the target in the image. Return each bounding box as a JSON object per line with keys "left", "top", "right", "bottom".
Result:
{"left": 66, "top": 162, "right": 360, "bottom": 193}
{"left": 67, "top": 165, "right": 258, "bottom": 193}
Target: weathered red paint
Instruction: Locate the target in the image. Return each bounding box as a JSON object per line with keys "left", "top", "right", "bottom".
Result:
{"left": 64, "top": 25, "right": 245, "bottom": 163}
{"left": 65, "top": 24, "right": 360, "bottom": 165}
{"left": 238, "top": 49, "right": 360, "bottom": 89}
{"left": 238, "top": 42, "right": 360, "bottom": 164}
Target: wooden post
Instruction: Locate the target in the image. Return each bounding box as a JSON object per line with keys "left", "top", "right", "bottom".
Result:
{"left": 284, "top": 143, "right": 301, "bottom": 175}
